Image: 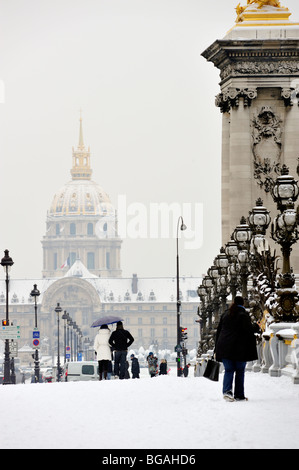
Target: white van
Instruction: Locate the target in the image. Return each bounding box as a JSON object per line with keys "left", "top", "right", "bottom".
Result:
{"left": 64, "top": 361, "right": 99, "bottom": 382}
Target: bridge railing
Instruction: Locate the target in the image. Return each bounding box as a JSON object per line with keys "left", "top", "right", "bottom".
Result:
{"left": 195, "top": 322, "right": 299, "bottom": 384}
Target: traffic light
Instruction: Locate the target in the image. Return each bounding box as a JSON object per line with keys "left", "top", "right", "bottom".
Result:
{"left": 180, "top": 327, "right": 188, "bottom": 342}
{"left": 2, "top": 319, "right": 8, "bottom": 326}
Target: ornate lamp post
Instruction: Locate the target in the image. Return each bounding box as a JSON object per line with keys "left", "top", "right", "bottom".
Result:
{"left": 248, "top": 198, "right": 271, "bottom": 252}
{"left": 55, "top": 303, "right": 62, "bottom": 381}
{"left": 269, "top": 166, "right": 299, "bottom": 321}
{"left": 196, "top": 284, "right": 208, "bottom": 356}
{"left": 62, "top": 311, "right": 69, "bottom": 364}
{"left": 176, "top": 216, "right": 187, "bottom": 377}
{"left": 1, "top": 250, "right": 14, "bottom": 385}
{"left": 30, "top": 284, "right": 40, "bottom": 383}
{"left": 233, "top": 217, "right": 252, "bottom": 303}
{"left": 202, "top": 274, "right": 214, "bottom": 347}
{"left": 215, "top": 247, "right": 230, "bottom": 318}
{"left": 225, "top": 238, "right": 240, "bottom": 299}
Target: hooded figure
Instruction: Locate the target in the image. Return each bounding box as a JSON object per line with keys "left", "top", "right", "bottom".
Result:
{"left": 94, "top": 324, "right": 112, "bottom": 380}
{"left": 130, "top": 354, "right": 140, "bottom": 379}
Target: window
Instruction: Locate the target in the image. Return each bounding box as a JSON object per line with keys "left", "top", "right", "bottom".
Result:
{"left": 150, "top": 328, "right": 155, "bottom": 338}
{"left": 138, "top": 318, "right": 142, "bottom": 325}
{"left": 69, "top": 252, "right": 76, "bottom": 266}
{"left": 138, "top": 329, "right": 143, "bottom": 338}
{"left": 163, "top": 317, "right": 167, "bottom": 325}
{"left": 70, "top": 223, "right": 76, "bottom": 235}
{"left": 82, "top": 365, "right": 95, "bottom": 375}
{"left": 163, "top": 328, "right": 168, "bottom": 338}
{"left": 53, "top": 253, "right": 57, "bottom": 270}
{"left": 87, "top": 223, "right": 93, "bottom": 235}
{"left": 106, "top": 252, "right": 110, "bottom": 269}
{"left": 56, "top": 224, "right": 60, "bottom": 235}
{"left": 87, "top": 252, "right": 95, "bottom": 269}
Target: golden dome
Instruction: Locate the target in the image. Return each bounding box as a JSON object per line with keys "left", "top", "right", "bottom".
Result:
{"left": 49, "top": 115, "right": 115, "bottom": 218}
{"left": 49, "top": 179, "right": 114, "bottom": 217}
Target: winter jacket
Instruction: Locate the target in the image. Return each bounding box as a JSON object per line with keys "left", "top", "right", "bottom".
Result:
{"left": 159, "top": 361, "right": 167, "bottom": 375}
{"left": 147, "top": 356, "right": 158, "bottom": 376}
{"left": 94, "top": 328, "right": 112, "bottom": 361}
{"left": 215, "top": 306, "right": 260, "bottom": 363}
{"left": 109, "top": 328, "right": 134, "bottom": 351}
{"left": 131, "top": 357, "right": 140, "bottom": 377}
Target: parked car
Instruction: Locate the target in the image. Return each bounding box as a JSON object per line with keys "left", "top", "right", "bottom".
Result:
{"left": 64, "top": 361, "right": 99, "bottom": 382}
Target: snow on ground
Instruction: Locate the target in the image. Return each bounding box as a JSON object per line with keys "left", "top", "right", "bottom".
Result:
{"left": 0, "top": 368, "right": 299, "bottom": 450}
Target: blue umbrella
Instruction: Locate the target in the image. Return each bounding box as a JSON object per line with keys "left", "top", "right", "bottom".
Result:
{"left": 91, "top": 315, "right": 124, "bottom": 328}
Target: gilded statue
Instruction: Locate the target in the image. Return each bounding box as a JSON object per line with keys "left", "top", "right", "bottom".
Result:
{"left": 236, "top": 0, "right": 282, "bottom": 22}
{"left": 247, "top": 0, "right": 281, "bottom": 7}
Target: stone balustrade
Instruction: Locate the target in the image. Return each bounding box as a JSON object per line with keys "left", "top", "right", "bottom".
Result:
{"left": 196, "top": 323, "right": 299, "bottom": 384}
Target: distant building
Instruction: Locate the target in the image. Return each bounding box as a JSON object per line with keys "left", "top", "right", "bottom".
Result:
{"left": 42, "top": 115, "right": 122, "bottom": 279}
{"left": 0, "top": 118, "right": 200, "bottom": 361}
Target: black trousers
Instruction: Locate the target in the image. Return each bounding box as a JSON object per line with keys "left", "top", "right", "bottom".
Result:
{"left": 98, "top": 360, "right": 110, "bottom": 377}
{"left": 114, "top": 350, "right": 127, "bottom": 379}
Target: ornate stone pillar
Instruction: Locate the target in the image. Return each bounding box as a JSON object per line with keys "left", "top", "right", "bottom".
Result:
{"left": 201, "top": 3, "right": 299, "bottom": 273}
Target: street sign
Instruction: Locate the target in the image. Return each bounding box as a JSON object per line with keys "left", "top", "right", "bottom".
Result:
{"left": 33, "top": 331, "right": 40, "bottom": 338}
{"left": 33, "top": 338, "right": 40, "bottom": 348}
{"left": 174, "top": 344, "right": 182, "bottom": 353}
{"left": 0, "top": 326, "right": 21, "bottom": 340}
{"left": 10, "top": 340, "right": 18, "bottom": 357}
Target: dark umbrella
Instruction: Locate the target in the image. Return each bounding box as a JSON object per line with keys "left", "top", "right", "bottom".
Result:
{"left": 91, "top": 315, "right": 124, "bottom": 328}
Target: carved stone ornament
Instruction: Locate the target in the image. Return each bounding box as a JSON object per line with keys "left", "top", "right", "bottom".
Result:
{"left": 220, "top": 60, "right": 299, "bottom": 82}
{"left": 252, "top": 106, "right": 282, "bottom": 192}
{"left": 215, "top": 87, "right": 257, "bottom": 113}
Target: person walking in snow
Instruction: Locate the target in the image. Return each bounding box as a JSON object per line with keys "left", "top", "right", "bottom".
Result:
{"left": 94, "top": 324, "right": 112, "bottom": 380}
{"left": 147, "top": 352, "right": 158, "bottom": 378}
{"left": 215, "top": 295, "right": 261, "bottom": 402}
{"left": 130, "top": 354, "right": 140, "bottom": 379}
{"left": 108, "top": 321, "right": 134, "bottom": 379}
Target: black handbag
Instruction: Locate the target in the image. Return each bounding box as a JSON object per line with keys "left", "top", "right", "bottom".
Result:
{"left": 203, "top": 358, "right": 220, "bottom": 382}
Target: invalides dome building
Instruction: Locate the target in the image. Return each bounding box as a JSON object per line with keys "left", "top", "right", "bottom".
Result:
{"left": 42, "top": 116, "right": 122, "bottom": 279}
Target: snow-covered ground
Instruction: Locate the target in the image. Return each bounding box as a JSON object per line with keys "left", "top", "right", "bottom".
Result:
{"left": 0, "top": 367, "right": 298, "bottom": 450}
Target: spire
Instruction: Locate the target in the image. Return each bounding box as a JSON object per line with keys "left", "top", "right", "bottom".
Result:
{"left": 71, "top": 111, "right": 92, "bottom": 180}
{"left": 78, "top": 109, "right": 84, "bottom": 149}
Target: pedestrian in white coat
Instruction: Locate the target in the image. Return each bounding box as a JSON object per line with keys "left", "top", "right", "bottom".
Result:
{"left": 94, "top": 324, "right": 112, "bottom": 380}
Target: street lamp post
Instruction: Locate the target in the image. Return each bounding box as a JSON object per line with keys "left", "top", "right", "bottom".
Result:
{"left": 55, "top": 303, "right": 62, "bottom": 381}
{"left": 62, "top": 311, "right": 69, "bottom": 364}
{"left": 233, "top": 217, "right": 252, "bottom": 304}
{"left": 30, "top": 284, "right": 40, "bottom": 383}
{"left": 1, "top": 250, "right": 14, "bottom": 385}
{"left": 176, "top": 216, "right": 187, "bottom": 377}
{"left": 269, "top": 166, "right": 299, "bottom": 321}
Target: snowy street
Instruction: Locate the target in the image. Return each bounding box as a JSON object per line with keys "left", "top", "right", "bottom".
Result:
{"left": 0, "top": 368, "right": 298, "bottom": 450}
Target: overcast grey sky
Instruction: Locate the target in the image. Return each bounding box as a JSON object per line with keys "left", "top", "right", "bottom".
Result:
{"left": 0, "top": 0, "right": 299, "bottom": 281}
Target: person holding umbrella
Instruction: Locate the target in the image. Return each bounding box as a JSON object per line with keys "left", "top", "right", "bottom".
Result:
{"left": 94, "top": 324, "right": 112, "bottom": 380}
{"left": 109, "top": 321, "right": 134, "bottom": 380}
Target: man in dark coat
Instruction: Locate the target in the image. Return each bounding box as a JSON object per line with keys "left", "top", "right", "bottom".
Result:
{"left": 109, "top": 321, "right": 134, "bottom": 379}
{"left": 215, "top": 296, "right": 261, "bottom": 401}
